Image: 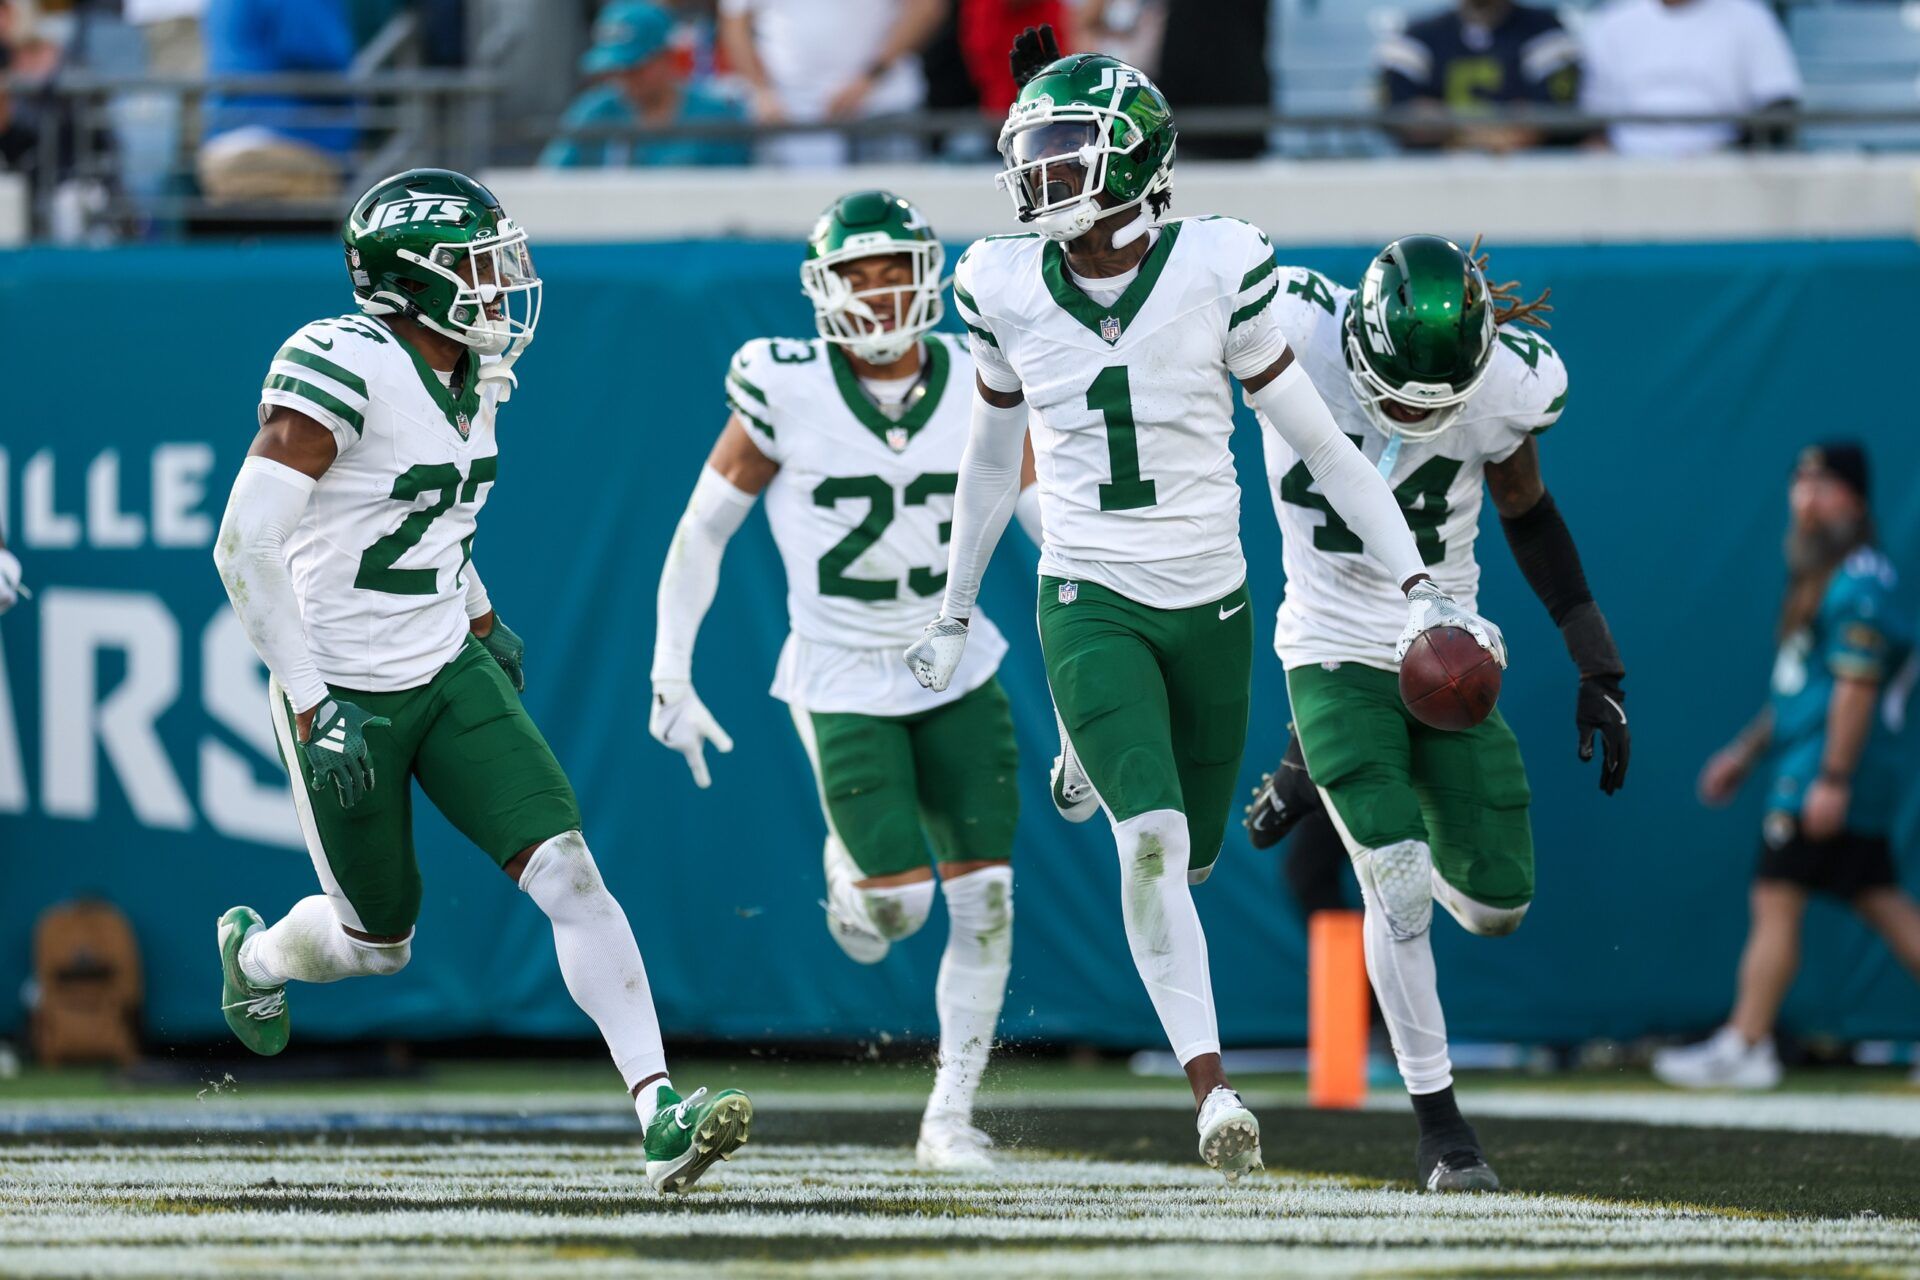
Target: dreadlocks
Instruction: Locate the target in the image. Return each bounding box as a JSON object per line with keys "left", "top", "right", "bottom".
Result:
{"left": 1468, "top": 234, "right": 1554, "bottom": 331}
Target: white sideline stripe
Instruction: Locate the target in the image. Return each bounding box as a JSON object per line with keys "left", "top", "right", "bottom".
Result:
{"left": 266, "top": 677, "right": 366, "bottom": 933}
{"left": 1413, "top": 1087, "right": 1920, "bottom": 1138}
{"left": 2, "top": 1141, "right": 1916, "bottom": 1277}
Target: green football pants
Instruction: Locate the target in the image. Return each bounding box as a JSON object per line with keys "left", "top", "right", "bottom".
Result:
{"left": 795, "top": 675, "right": 1021, "bottom": 878}
{"left": 1286, "top": 660, "right": 1534, "bottom": 909}
{"left": 270, "top": 637, "right": 583, "bottom": 937}
{"left": 1038, "top": 576, "right": 1253, "bottom": 874}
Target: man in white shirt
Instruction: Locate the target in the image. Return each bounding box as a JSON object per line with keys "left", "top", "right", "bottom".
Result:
{"left": 718, "top": 0, "right": 947, "bottom": 166}
{"left": 1580, "top": 0, "right": 1801, "bottom": 156}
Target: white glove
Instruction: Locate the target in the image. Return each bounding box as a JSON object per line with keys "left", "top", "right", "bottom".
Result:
{"left": 0, "top": 549, "right": 21, "bottom": 615}
{"left": 1396, "top": 579, "right": 1507, "bottom": 668}
{"left": 904, "top": 615, "right": 970, "bottom": 692}
{"left": 649, "top": 679, "right": 733, "bottom": 788}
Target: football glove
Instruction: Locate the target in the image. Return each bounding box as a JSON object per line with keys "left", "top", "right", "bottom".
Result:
{"left": 650, "top": 679, "right": 733, "bottom": 789}
{"left": 1577, "top": 674, "right": 1630, "bottom": 795}
{"left": 905, "top": 615, "right": 970, "bottom": 693}
{"left": 1009, "top": 23, "right": 1061, "bottom": 90}
{"left": 477, "top": 616, "right": 525, "bottom": 692}
{"left": 0, "top": 548, "right": 20, "bottom": 615}
{"left": 302, "top": 698, "right": 390, "bottom": 810}
{"left": 1396, "top": 579, "right": 1507, "bottom": 668}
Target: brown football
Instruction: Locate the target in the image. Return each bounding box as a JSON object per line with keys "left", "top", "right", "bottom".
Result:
{"left": 1398, "top": 626, "right": 1501, "bottom": 731}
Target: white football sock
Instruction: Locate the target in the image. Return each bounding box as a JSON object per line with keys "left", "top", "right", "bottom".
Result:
{"left": 1111, "top": 809, "right": 1219, "bottom": 1064}
{"left": 1352, "top": 838, "right": 1454, "bottom": 1094}
{"left": 239, "top": 894, "right": 410, "bottom": 985}
{"left": 925, "top": 864, "right": 1013, "bottom": 1122}
{"left": 634, "top": 1077, "right": 675, "bottom": 1127}
{"left": 518, "top": 831, "right": 669, "bottom": 1091}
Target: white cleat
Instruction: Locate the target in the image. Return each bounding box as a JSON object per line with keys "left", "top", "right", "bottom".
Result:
{"left": 916, "top": 1112, "right": 994, "bottom": 1173}
{"left": 1050, "top": 709, "right": 1099, "bottom": 824}
{"left": 1652, "top": 1026, "right": 1783, "bottom": 1090}
{"left": 1196, "top": 1086, "right": 1263, "bottom": 1182}
{"left": 820, "top": 835, "right": 889, "bottom": 964}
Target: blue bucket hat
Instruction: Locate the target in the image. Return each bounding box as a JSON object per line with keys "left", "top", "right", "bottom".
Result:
{"left": 581, "top": 1, "right": 674, "bottom": 75}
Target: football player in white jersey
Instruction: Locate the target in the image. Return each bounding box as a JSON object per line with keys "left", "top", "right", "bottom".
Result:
{"left": 651, "top": 191, "right": 1042, "bottom": 1172}
{"left": 903, "top": 28, "right": 1502, "bottom": 1181}
{"left": 1244, "top": 236, "right": 1630, "bottom": 1190}
{"left": 211, "top": 169, "right": 751, "bottom": 1193}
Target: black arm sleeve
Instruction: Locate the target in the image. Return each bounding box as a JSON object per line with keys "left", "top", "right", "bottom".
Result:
{"left": 1500, "top": 490, "right": 1624, "bottom": 680}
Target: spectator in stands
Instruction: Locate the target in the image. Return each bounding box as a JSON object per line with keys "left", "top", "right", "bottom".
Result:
{"left": 1154, "top": 0, "right": 1268, "bottom": 159}
{"left": 1377, "top": 0, "right": 1581, "bottom": 152}
{"left": 718, "top": 0, "right": 946, "bottom": 166}
{"left": 542, "top": 2, "right": 749, "bottom": 168}
{"left": 0, "top": 1, "right": 58, "bottom": 171}
{"left": 197, "top": 0, "right": 356, "bottom": 202}
{"left": 958, "top": 0, "right": 1070, "bottom": 114}
{"left": 1579, "top": 0, "right": 1801, "bottom": 156}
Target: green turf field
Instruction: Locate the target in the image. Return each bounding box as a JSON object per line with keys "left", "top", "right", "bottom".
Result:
{"left": 4, "top": 1058, "right": 1918, "bottom": 1278}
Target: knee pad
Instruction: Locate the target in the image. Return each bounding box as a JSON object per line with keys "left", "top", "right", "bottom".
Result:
{"left": 519, "top": 831, "right": 611, "bottom": 919}
{"left": 1357, "top": 839, "right": 1434, "bottom": 941}
{"left": 347, "top": 930, "right": 412, "bottom": 977}
{"left": 862, "top": 878, "right": 936, "bottom": 941}
{"left": 1431, "top": 869, "right": 1530, "bottom": 937}
{"left": 941, "top": 864, "right": 1014, "bottom": 965}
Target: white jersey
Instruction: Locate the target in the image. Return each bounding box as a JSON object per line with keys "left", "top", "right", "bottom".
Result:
{"left": 259, "top": 314, "right": 505, "bottom": 692}
{"left": 728, "top": 332, "right": 1007, "bottom": 716}
{"left": 1259, "top": 267, "right": 1568, "bottom": 671}
{"left": 953, "top": 216, "right": 1290, "bottom": 609}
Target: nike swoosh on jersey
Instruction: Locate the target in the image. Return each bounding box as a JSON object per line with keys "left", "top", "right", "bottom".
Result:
{"left": 309, "top": 337, "right": 335, "bottom": 350}
{"left": 1219, "top": 602, "right": 1247, "bottom": 621}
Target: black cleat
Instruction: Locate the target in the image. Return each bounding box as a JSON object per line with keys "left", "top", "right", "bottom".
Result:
{"left": 1419, "top": 1143, "right": 1501, "bottom": 1193}
{"left": 1243, "top": 734, "right": 1322, "bottom": 850}
{"left": 1412, "top": 1086, "right": 1500, "bottom": 1193}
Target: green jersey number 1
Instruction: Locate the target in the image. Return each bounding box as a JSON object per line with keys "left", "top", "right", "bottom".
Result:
{"left": 1088, "top": 366, "right": 1157, "bottom": 511}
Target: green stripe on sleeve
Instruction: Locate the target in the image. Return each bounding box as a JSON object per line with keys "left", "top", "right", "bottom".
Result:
{"left": 728, "top": 391, "right": 774, "bottom": 438}
{"left": 263, "top": 374, "right": 364, "bottom": 435}
{"left": 1239, "top": 256, "right": 1278, "bottom": 292}
{"left": 1544, "top": 389, "right": 1568, "bottom": 415}
{"left": 274, "top": 346, "right": 369, "bottom": 399}
{"left": 727, "top": 368, "right": 767, "bottom": 405}
{"left": 963, "top": 322, "right": 1000, "bottom": 349}
{"left": 1228, "top": 281, "right": 1279, "bottom": 330}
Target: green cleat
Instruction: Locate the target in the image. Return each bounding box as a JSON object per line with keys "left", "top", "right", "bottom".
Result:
{"left": 217, "top": 906, "right": 289, "bottom": 1056}
{"left": 644, "top": 1085, "right": 752, "bottom": 1192}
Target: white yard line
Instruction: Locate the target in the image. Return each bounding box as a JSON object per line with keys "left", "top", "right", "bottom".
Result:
{"left": 0, "top": 1142, "right": 1915, "bottom": 1280}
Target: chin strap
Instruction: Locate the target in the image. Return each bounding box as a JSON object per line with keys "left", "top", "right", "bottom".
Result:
{"left": 1107, "top": 210, "right": 1151, "bottom": 251}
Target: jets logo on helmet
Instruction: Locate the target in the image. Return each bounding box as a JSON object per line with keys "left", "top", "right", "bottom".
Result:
{"left": 800, "top": 189, "right": 946, "bottom": 367}
{"left": 362, "top": 195, "right": 474, "bottom": 232}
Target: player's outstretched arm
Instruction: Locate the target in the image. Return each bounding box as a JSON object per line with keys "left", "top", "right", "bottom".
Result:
{"left": 649, "top": 416, "right": 773, "bottom": 788}
{"left": 905, "top": 377, "right": 1026, "bottom": 692}
{"left": 215, "top": 408, "right": 389, "bottom": 808}
{"left": 1488, "top": 438, "right": 1629, "bottom": 793}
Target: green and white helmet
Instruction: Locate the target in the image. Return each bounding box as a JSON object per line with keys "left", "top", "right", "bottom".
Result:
{"left": 344, "top": 168, "right": 541, "bottom": 357}
{"left": 799, "top": 189, "right": 944, "bottom": 365}
{"left": 996, "top": 53, "right": 1176, "bottom": 242}
{"left": 1343, "top": 234, "right": 1495, "bottom": 441}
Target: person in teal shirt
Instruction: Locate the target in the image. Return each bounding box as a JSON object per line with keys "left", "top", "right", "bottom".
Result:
{"left": 1659, "top": 441, "right": 1920, "bottom": 1090}
{"left": 541, "top": 2, "right": 750, "bottom": 169}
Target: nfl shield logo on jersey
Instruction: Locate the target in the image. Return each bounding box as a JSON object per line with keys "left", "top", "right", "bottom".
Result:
{"left": 455, "top": 412, "right": 471, "bottom": 438}
{"left": 1099, "top": 315, "right": 1121, "bottom": 345}
{"left": 1058, "top": 581, "right": 1078, "bottom": 605}
{"left": 886, "top": 425, "right": 909, "bottom": 452}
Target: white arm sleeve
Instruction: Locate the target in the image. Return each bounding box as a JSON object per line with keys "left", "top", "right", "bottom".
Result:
{"left": 1014, "top": 480, "right": 1045, "bottom": 548}
{"left": 939, "top": 392, "right": 1028, "bottom": 621}
{"left": 1249, "top": 362, "right": 1427, "bottom": 589}
{"left": 212, "top": 456, "right": 331, "bottom": 715}
{"left": 464, "top": 562, "right": 492, "bottom": 621}
{"left": 650, "top": 465, "right": 759, "bottom": 684}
